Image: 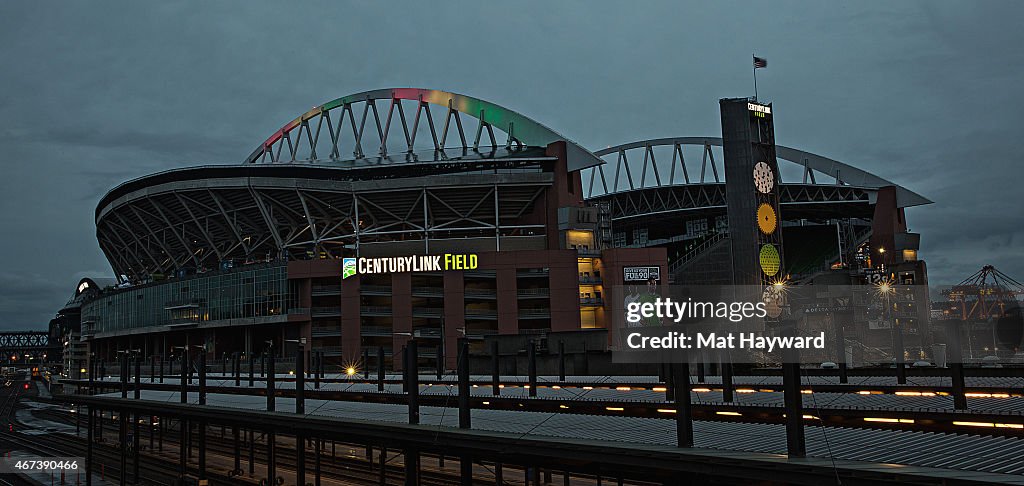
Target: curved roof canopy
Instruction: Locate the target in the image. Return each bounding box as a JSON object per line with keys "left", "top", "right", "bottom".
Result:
{"left": 245, "top": 88, "right": 604, "bottom": 171}
{"left": 588, "top": 137, "right": 931, "bottom": 208}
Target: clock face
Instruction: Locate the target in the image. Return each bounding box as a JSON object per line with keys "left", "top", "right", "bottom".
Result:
{"left": 757, "top": 203, "right": 777, "bottom": 234}
{"left": 753, "top": 162, "right": 774, "bottom": 194}
{"left": 759, "top": 244, "right": 781, "bottom": 277}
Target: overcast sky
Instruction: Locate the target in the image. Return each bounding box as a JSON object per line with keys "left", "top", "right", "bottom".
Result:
{"left": 1, "top": 1, "right": 1022, "bottom": 330}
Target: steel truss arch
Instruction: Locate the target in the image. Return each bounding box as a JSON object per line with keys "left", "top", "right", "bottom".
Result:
{"left": 245, "top": 88, "right": 603, "bottom": 171}
{"left": 584, "top": 137, "right": 931, "bottom": 208}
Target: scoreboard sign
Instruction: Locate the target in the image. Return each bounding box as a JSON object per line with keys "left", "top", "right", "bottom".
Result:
{"left": 624, "top": 266, "right": 661, "bottom": 282}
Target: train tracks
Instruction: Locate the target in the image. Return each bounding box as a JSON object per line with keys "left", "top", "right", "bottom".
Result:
{"left": 30, "top": 406, "right": 646, "bottom": 486}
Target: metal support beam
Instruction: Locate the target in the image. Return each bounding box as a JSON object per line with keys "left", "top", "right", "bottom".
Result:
{"left": 528, "top": 340, "right": 537, "bottom": 397}
{"left": 364, "top": 347, "right": 371, "bottom": 380}
{"left": 558, "top": 341, "right": 565, "bottom": 382}
{"left": 491, "top": 340, "right": 500, "bottom": 396}
{"left": 378, "top": 346, "right": 386, "bottom": 392}
{"left": 947, "top": 321, "right": 968, "bottom": 410}
{"left": 782, "top": 323, "right": 806, "bottom": 458}
{"left": 673, "top": 362, "right": 693, "bottom": 448}
{"left": 267, "top": 348, "right": 276, "bottom": 412}
{"left": 296, "top": 343, "right": 305, "bottom": 415}
{"left": 86, "top": 406, "right": 93, "bottom": 486}
{"left": 297, "top": 433, "right": 306, "bottom": 486}
{"left": 721, "top": 361, "right": 734, "bottom": 403}
{"left": 404, "top": 449, "right": 419, "bottom": 486}
{"left": 458, "top": 338, "right": 471, "bottom": 429}
{"left": 406, "top": 342, "right": 419, "bottom": 425}
{"left": 460, "top": 456, "right": 473, "bottom": 486}
{"left": 267, "top": 432, "right": 277, "bottom": 486}
{"left": 233, "top": 426, "right": 240, "bottom": 475}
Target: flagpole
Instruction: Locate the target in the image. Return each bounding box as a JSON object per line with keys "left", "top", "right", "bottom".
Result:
{"left": 752, "top": 53, "right": 758, "bottom": 101}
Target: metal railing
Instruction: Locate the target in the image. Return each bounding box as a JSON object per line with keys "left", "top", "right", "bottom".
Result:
{"left": 310, "top": 306, "right": 341, "bottom": 317}
{"left": 669, "top": 232, "right": 729, "bottom": 274}
{"left": 361, "top": 285, "right": 392, "bottom": 294}
{"left": 360, "top": 326, "right": 392, "bottom": 337}
{"left": 412, "top": 308, "right": 444, "bottom": 318}
{"left": 411, "top": 287, "right": 444, "bottom": 296}
{"left": 518, "top": 309, "right": 551, "bottom": 319}
{"left": 465, "top": 309, "right": 498, "bottom": 319}
{"left": 360, "top": 306, "right": 392, "bottom": 316}
{"left": 311, "top": 327, "right": 341, "bottom": 337}
{"left": 464, "top": 288, "right": 497, "bottom": 298}
{"left": 311, "top": 285, "right": 341, "bottom": 295}
{"left": 517, "top": 288, "right": 550, "bottom": 297}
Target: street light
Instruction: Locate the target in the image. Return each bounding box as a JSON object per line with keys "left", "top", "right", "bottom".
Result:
{"left": 876, "top": 280, "right": 905, "bottom": 384}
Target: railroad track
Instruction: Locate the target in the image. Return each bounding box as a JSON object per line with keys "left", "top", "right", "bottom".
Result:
{"left": 30, "top": 406, "right": 651, "bottom": 486}
{"left": 0, "top": 381, "right": 249, "bottom": 486}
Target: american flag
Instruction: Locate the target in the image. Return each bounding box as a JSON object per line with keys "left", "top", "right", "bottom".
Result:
{"left": 753, "top": 56, "right": 767, "bottom": 69}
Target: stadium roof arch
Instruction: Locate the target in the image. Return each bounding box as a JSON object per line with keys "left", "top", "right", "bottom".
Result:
{"left": 585, "top": 137, "right": 930, "bottom": 208}
{"left": 244, "top": 87, "right": 603, "bottom": 171}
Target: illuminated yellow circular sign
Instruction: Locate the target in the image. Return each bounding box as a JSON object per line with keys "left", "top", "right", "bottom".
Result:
{"left": 759, "top": 244, "right": 780, "bottom": 276}
{"left": 757, "top": 203, "right": 777, "bottom": 234}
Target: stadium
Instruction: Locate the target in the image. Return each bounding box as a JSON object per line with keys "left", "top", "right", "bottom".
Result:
{"left": 71, "top": 88, "right": 931, "bottom": 370}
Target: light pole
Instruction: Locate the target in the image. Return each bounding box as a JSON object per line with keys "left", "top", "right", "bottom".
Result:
{"left": 284, "top": 338, "right": 307, "bottom": 414}
{"left": 878, "top": 281, "right": 905, "bottom": 384}
{"left": 284, "top": 337, "right": 307, "bottom": 486}
{"left": 263, "top": 338, "right": 277, "bottom": 486}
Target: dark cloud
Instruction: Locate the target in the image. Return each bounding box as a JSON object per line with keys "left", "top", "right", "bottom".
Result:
{"left": 1, "top": 1, "right": 1022, "bottom": 330}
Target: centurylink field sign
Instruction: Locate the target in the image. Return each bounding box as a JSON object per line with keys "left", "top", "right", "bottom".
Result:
{"left": 343, "top": 254, "right": 478, "bottom": 279}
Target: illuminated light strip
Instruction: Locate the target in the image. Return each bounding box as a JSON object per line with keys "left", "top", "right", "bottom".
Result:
{"left": 692, "top": 388, "right": 712, "bottom": 393}
{"left": 858, "top": 391, "right": 882, "bottom": 395}
{"left": 735, "top": 388, "right": 757, "bottom": 394}
{"left": 559, "top": 405, "right": 569, "bottom": 409}
{"left": 616, "top": 387, "right": 632, "bottom": 391}
{"left": 965, "top": 393, "right": 1011, "bottom": 398}
{"left": 802, "top": 415, "right": 819, "bottom": 420}
{"left": 895, "top": 391, "right": 936, "bottom": 396}
{"left": 801, "top": 390, "right": 813, "bottom": 394}
{"left": 583, "top": 386, "right": 593, "bottom": 390}
{"left": 482, "top": 401, "right": 490, "bottom": 405}
{"left": 652, "top": 387, "right": 667, "bottom": 392}
{"left": 606, "top": 407, "right": 625, "bottom": 412}
{"left": 952, "top": 421, "right": 1023, "bottom": 429}
{"left": 716, "top": 411, "right": 742, "bottom": 416}
{"left": 551, "top": 385, "right": 561, "bottom": 389}
{"left": 864, "top": 417, "right": 915, "bottom": 424}
{"left": 657, "top": 409, "right": 677, "bottom": 413}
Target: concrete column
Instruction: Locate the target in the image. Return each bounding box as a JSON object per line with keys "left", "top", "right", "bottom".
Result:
{"left": 443, "top": 271, "right": 466, "bottom": 370}
{"left": 496, "top": 267, "right": 519, "bottom": 335}
{"left": 549, "top": 254, "right": 581, "bottom": 332}
{"left": 392, "top": 273, "right": 413, "bottom": 370}
{"left": 341, "top": 271, "right": 362, "bottom": 363}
